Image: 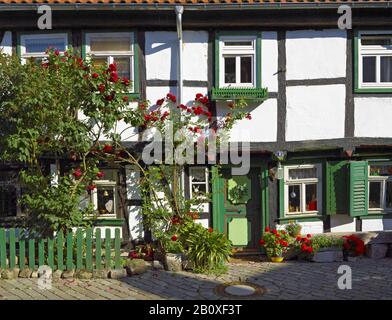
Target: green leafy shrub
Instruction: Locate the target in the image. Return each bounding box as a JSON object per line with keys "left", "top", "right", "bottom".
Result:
{"left": 284, "top": 223, "right": 302, "bottom": 237}
{"left": 179, "top": 222, "right": 232, "bottom": 273}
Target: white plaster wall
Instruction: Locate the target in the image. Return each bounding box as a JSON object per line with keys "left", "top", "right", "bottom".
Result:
{"left": 330, "top": 215, "right": 356, "bottom": 233}
{"left": 145, "top": 31, "right": 208, "bottom": 81}
{"left": 277, "top": 221, "right": 324, "bottom": 235}
{"left": 262, "top": 32, "right": 278, "bottom": 93}
{"left": 183, "top": 31, "right": 208, "bottom": 82}
{"left": 216, "top": 98, "right": 277, "bottom": 142}
{"left": 286, "top": 84, "right": 345, "bottom": 141}
{"left": 145, "top": 32, "right": 177, "bottom": 81}
{"left": 128, "top": 205, "right": 144, "bottom": 240}
{"left": 355, "top": 97, "right": 392, "bottom": 137}
{"left": 0, "top": 31, "right": 12, "bottom": 55}
{"left": 195, "top": 219, "right": 209, "bottom": 229}
{"left": 362, "top": 219, "right": 392, "bottom": 232}
{"left": 286, "top": 29, "right": 346, "bottom": 80}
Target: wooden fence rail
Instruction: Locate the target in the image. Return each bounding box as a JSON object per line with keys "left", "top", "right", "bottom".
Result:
{"left": 0, "top": 228, "right": 122, "bottom": 271}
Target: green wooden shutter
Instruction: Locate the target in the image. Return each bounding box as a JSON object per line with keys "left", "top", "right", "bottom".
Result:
{"left": 349, "top": 161, "right": 369, "bottom": 217}
{"left": 326, "top": 161, "right": 348, "bottom": 215}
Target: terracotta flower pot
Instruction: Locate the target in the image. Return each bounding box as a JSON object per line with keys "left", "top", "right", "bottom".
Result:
{"left": 270, "top": 256, "right": 284, "bottom": 263}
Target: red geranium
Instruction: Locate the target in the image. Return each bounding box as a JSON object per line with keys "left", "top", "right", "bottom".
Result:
{"left": 92, "top": 73, "right": 99, "bottom": 79}
{"left": 72, "top": 168, "right": 83, "bottom": 179}
{"left": 171, "top": 235, "right": 178, "bottom": 241}
{"left": 343, "top": 234, "right": 365, "bottom": 256}
{"left": 96, "top": 171, "right": 105, "bottom": 179}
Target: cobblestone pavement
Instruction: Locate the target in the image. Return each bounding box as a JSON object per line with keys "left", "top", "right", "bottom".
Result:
{"left": 1, "top": 258, "right": 392, "bottom": 300}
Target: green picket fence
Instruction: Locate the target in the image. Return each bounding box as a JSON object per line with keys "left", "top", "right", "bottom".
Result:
{"left": 0, "top": 228, "right": 122, "bottom": 271}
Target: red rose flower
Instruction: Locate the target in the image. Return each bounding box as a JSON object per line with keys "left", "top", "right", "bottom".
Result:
{"left": 306, "top": 234, "right": 312, "bottom": 238}
{"left": 96, "top": 171, "right": 105, "bottom": 178}
{"left": 86, "top": 184, "right": 96, "bottom": 191}
{"left": 265, "top": 226, "right": 270, "bottom": 233}
{"left": 123, "top": 96, "right": 129, "bottom": 102}
{"left": 103, "top": 145, "right": 113, "bottom": 153}
{"left": 156, "top": 98, "right": 165, "bottom": 106}
{"left": 171, "top": 235, "right": 178, "bottom": 241}
{"left": 92, "top": 73, "right": 99, "bottom": 79}
{"left": 296, "top": 236, "right": 302, "bottom": 241}
{"left": 259, "top": 239, "right": 265, "bottom": 245}
{"left": 72, "top": 168, "right": 82, "bottom": 179}
{"left": 98, "top": 84, "right": 105, "bottom": 93}
{"left": 109, "top": 72, "right": 119, "bottom": 83}
{"left": 54, "top": 50, "right": 60, "bottom": 56}
{"left": 208, "top": 228, "right": 213, "bottom": 233}
{"left": 108, "top": 63, "right": 117, "bottom": 72}
{"left": 245, "top": 113, "right": 252, "bottom": 120}
{"left": 166, "top": 93, "right": 177, "bottom": 103}
{"left": 122, "top": 77, "right": 130, "bottom": 86}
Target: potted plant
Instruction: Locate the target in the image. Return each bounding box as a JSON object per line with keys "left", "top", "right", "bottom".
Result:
{"left": 259, "top": 227, "right": 290, "bottom": 262}
{"left": 285, "top": 222, "right": 302, "bottom": 238}
{"left": 343, "top": 234, "right": 365, "bottom": 260}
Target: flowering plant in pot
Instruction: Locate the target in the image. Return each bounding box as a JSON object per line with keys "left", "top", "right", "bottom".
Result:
{"left": 285, "top": 222, "right": 302, "bottom": 238}
{"left": 259, "top": 227, "right": 291, "bottom": 262}
{"left": 293, "top": 234, "right": 314, "bottom": 260}
{"left": 343, "top": 234, "right": 365, "bottom": 257}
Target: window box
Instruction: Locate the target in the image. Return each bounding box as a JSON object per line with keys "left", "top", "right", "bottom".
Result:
{"left": 213, "top": 32, "right": 267, "bottom": 101}
{"left": 354, "top": 31, "right": 392, "bottom": 93}
{"left": 211, "top": 87, "right": 268, "bottom": 102}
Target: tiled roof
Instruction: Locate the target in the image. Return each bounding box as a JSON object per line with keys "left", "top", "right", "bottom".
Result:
{"left": 0, "top": 0, "right": 390, "bottom": 5}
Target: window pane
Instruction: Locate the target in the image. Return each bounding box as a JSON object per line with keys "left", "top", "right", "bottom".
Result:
{"left": 305, "top": 184, "right": 317, "bottom": 211}
{"left": 190, "top": 167, "right": 206, "bottom": 183}
{"left": 240, "top": 56, "right": 252, "bottom": 83}
{"left": 224, "top": 57, "right": 236, "bottom": 83}
{"left": 386, "top": 181, "right": 392, "bottom": 209}
{"left": 288, "top": 168, "right": 317, "bottom": 180}
{"left": 362, "top": 56, "right": 376, "bottom": 83}
{"left": 97, "top": 187, "right": 115, "bottom": 215}
{"left": 361, "top": 35, "right": 392, "bottom": 46}
{"left": 92, "top": 56, "right": 108, "bottom": 70}
{"left": 380, "top": 56, "right": 392, "bottom": 82}
{"left": 25, "top": 37, "right": 66, "bottom": 53}
{"left": 369, "top": 181, "right": 382, "bottom": 209}
{"left": 224, "top": 41, "right": 252, "bottom": 47}
{"left": 192, "top": 184, "right": 206, "bottom": 197}
{"left": 369, "top": 165, "right": 392, "bottom": 177}
{"left": 288, "top": 185, "right": 301, "bottom": 213}
{"left": 90, "top": 36, "right": 131, "bottom": 52}
{"left": 113, "top": 57, "right": 131, "bottom": 79}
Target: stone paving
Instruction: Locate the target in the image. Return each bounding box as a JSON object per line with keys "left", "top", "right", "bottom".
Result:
{"left": 0, "top": 258, "right": 392, "bottom": 300}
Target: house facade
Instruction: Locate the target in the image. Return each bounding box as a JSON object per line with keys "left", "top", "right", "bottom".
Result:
{"left": 1, "top": 1, "right": 392, "bottom": 251}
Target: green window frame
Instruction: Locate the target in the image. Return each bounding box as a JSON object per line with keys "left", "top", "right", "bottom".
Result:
{"left": 354, "top": 30, "right": 392, "bottom": 93}
{"left": 82, "top": 30, "right": 139, "bottom": 99}
{"left": 16, "top": 31, "right": 72, "bottom": 62}
{"left": 212, "top": 31, "right": 267, "bottom": 101}
{"left": 279, "top": 163, "right": 323, "bottom": 219}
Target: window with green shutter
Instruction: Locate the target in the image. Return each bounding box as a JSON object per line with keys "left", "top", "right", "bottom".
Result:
{"left": 349, "top": 161, "right": 369, "bottom": 217}
{"left": 326, "top": 161, "right": 349, "bottom": 215}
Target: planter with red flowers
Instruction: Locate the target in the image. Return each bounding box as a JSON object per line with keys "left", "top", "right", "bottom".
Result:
{"left": 294, "top": 234, "right": 344, "bottom": 262}
{"left": 259, "top": 227, "right": 291, "bottom": 262}
{"left": 343, "top": 234, "right": 366, "bottom": 261}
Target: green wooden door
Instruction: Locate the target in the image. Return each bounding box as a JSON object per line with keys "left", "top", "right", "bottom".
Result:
{"left": 212, "top": 167, "right": 263, "bottom": 249}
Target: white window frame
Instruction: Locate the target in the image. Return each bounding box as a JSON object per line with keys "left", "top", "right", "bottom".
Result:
{"left": 19, "top": 33, "right": 68, "bottom": 62}
{"left": 358, "top": 30, "right": 392, "bottom": 89}
{"left": 219, "top": 35, "right": 257, "bottom": 88}
{"left": 368, "top": 163, "right": 392, "bottom": 213}
{"left": 90, "top": 175, "right": 118, "bottom": 218}
{"left": 189, "top": 167, "right": 209, "bottom": 213}
{"left": 85, "top": 32, "right": 135, "bottom": 92}
{"left": 284, "top": 164, "right": 322, "bottom": 217}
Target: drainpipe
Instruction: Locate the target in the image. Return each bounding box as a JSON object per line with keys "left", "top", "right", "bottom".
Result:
{"left": 175, "top": 5, "right": 184, "bottom": 105}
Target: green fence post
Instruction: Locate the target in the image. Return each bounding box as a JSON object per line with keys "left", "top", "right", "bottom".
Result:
{"left": 28, "top": 239, "right": 35, "bottom": 270}
{"left": 66, "top": 231, "right": 73, "bottom": 271}
{"left": 105, "top": 229, "right": 111, "bottom": 269}
{"left": 95, "top": 229, "right": 102, "bottom": 270}
{"left": 9, "top": 228, "right": 16, "bottom": 269}
{"left": 19, "top": 229, "right": 26, "bottom": 269}
{"left": 76, "top": 228, "right": 83, "bottom": 270}
{"left": 48, "top": 237, "right": 54, "bottom": 270}
{"left": 57, "top": 231, "right": 64, "bottom": 271}
{"left": 86, "top": 229, "right": 92, "bottom": 271}
{"left": 0, "top": 228, "right": 6, "bottom": 269}
{"left": 114, "top": 228, "right": 121, "bottom": 269}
